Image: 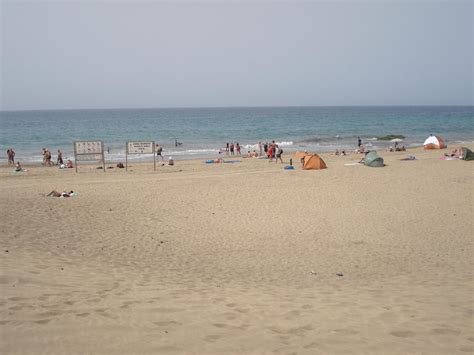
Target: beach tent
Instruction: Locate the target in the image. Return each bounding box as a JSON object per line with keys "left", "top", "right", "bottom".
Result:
{"left": 423, "top": 135, "right": 446, "bottom": 149}
{"left": 303, "top": 154, "right": 327, "bottom": 170}
{"left": 363, "top": 151, "right": 384, "bottom": 167}
{"left": 461, "top": 147, "right": 474, "bottom": 161}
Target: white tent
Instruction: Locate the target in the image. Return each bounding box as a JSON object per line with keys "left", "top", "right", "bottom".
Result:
{"left": 423, "top": 135, "right": 446, "bottom": 149}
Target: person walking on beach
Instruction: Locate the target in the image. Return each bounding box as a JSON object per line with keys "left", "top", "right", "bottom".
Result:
{"left": 57, "top": 149, "right": 63, "bottom": 165}
{"left": 156, "top": 144, "right": 164, "bottom": 160}
{"left": 276, "top": 146, "right": 284, "bottom": 163}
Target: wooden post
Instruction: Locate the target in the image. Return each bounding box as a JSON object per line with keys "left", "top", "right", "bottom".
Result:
{"left": 153, "top": 142, "right": 156, "bottom": 171}
{"left": 73, "top": 142, "right": 78, "bottom": 173}
{"left": 125, "top": 142, "right": 128, "bottom": 172}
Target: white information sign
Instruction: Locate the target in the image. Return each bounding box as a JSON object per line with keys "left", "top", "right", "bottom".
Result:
{"left": 127, "top": 141, "right": 154, "bottom": 154}
{"left": 75, "top": 141, "right": 103, "bottom": 155}
{"left": 73, "top": 141, "right": 105, "bottom": 172}
{"left": 125, "top": 141, "right": 156, "bottom": 171}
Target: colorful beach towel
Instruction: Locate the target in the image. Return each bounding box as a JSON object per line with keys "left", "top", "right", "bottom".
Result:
{"left": 439, "top": 156, "right": 459, "bottom": 161}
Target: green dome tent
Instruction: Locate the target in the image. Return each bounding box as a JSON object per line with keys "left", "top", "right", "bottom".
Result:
{"left": 363, "top": 151, "right": 384, "bottom": 167}
{"left": 461, "top": 147, "right": 474, "bottom": 161}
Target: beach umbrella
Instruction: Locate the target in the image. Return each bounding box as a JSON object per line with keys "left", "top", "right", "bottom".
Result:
{"left": 390, "top": 138, "right": 403, "bottom": 143}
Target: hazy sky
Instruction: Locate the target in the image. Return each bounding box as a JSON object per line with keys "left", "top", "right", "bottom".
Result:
{"left": 1, "top": 0, "right": 473, "bottom": 110}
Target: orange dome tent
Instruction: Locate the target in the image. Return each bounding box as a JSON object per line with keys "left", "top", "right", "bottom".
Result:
{"left": 423, "top": 135, "right": 446, "bottom": 149}
{"left": 291, "top": 151, "right": 327, "bottom": 170}
{"left": 303, "top": 154, "right": 327, "bottom": 170}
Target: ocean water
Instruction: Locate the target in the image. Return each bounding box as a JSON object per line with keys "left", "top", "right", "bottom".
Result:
{"left": 1, "top": 106, "right": 473, "bottom": 163}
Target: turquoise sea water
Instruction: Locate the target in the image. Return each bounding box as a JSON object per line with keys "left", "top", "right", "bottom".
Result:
{"left": 1, "top": 106, "right": 473, "bottom": 163}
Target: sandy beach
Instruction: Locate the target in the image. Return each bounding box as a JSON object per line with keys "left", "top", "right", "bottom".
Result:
{"left": 1, "top": 146, "right": 473, "bottom": 354}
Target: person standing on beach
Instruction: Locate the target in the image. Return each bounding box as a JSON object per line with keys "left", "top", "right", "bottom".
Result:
{"left": 236, "top": 143, "right": 241, "bottom": 155}
{"left": 258, "top": 142, "right": 263, "bottom": 156}
{"left": 156, "top": 144, "right": 164, "bottom": 160}
{"left": 268, "top": 144, "right": 273, "bottom": 161}
{"left": 276, "top": 146, "right": 284, "bottom": 163}
{"left": 226, "top": 142, "right": 229, "bottom": 155}
{"left": 57, "top": 149, "right": 63, "bottom": 165}
{"left": 7, "top": 149, "right": 15, "bottom": 165}
{"left": 42, "top": 148, "right": 47, "bottom": 166}
{"left": 45, "top": 149, "right": 53, "bottom": 166}
{"left": 230, "top": 143, "right": 234, "bottom": 155}
{"left": 358, "top": 137, "right": 362, "bottom": 147}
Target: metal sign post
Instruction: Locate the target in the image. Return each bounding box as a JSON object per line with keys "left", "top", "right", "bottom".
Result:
{"left": 73, "top": 141, "right": 105, "bottom": 173}
{"left": 125, "top": 141, "right": 156, "bottom": 171}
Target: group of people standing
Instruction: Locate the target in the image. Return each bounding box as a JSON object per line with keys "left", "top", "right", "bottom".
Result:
{"left": 42, "top": 148, "right": 56, "bottom": 166}
{"left": 261, "top": 141, "right": 284, "bottom": 163}
{"left": 224, "top": 142, "right": 241, "bottom": 155}
{"left": 41, "top": 148, "right": 72, "bottom": 168}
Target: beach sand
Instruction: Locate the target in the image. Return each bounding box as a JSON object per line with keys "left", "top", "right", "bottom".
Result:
{"left": 1, "top": 146, "right": 473, "bottom": 354}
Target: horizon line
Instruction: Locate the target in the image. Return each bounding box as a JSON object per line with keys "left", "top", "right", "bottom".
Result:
{"left": 2, "top": 104, "right": 473, "bottom": 113}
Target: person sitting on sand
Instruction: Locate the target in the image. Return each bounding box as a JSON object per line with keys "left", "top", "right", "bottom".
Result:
{"left": 117, "top": 162, "right": 124, "bottom": 168}
{"left": 66, "top": 159, "right": 74, "bottom": 168}
{"left": 15, "top": 162, "right": 23, "bottom": 172}
{"left": 168, "top": 157, "right": 174, "bottom": 166}
{"left": 47, "top": 190, "right": 74, "bottom": 198}
{"left": 445, "top": 148, "right": 463, "bottom": 158}
{"left": 335, "top": 149, "right": 340, "bottom": 156}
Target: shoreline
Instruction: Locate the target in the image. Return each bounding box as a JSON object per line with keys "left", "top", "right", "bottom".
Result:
{"left": 1, "top": 143, "right": 471, "bottom": 169}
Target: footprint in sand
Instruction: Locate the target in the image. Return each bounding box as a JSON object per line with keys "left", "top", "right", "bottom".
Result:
{"left": 390, "top": 330, "right": 415, "bottom": 338}
{"left": 34, "top": 319, "right": 52, "bottom": 324}
{"left": 153, "top": 320, "right": 181, "bottom": 327}
{"left": 204, "top": 334, "right": 221, "bottom": 343}
{"left": 432, "top": 328, "right": 461, "bottom": 335}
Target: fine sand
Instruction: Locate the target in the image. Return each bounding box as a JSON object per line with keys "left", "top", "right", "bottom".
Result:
{"left": 1, "top": 146, "right": 473, "bottom": 354}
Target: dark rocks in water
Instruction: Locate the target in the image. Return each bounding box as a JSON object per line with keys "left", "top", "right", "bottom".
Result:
{"left": 377, "top": 134, "right": 405, "bottom": 141}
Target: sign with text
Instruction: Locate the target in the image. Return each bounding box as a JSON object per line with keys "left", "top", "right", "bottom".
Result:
{"left": 73, "top": 141, "right": 105, "bottom": 172}
{"left": 75, "top": 141, "right": 103, "bottom": 155}
{"left": 125, "top": 141, "right": 156, "bottom": 171}
{"left": 127, "top": 141, "right": 154, "bottom": 154}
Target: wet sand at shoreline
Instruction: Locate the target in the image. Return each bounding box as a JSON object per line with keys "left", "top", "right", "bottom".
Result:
{"left": 1, "top": 146, "right": 473, "bottom": 354}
